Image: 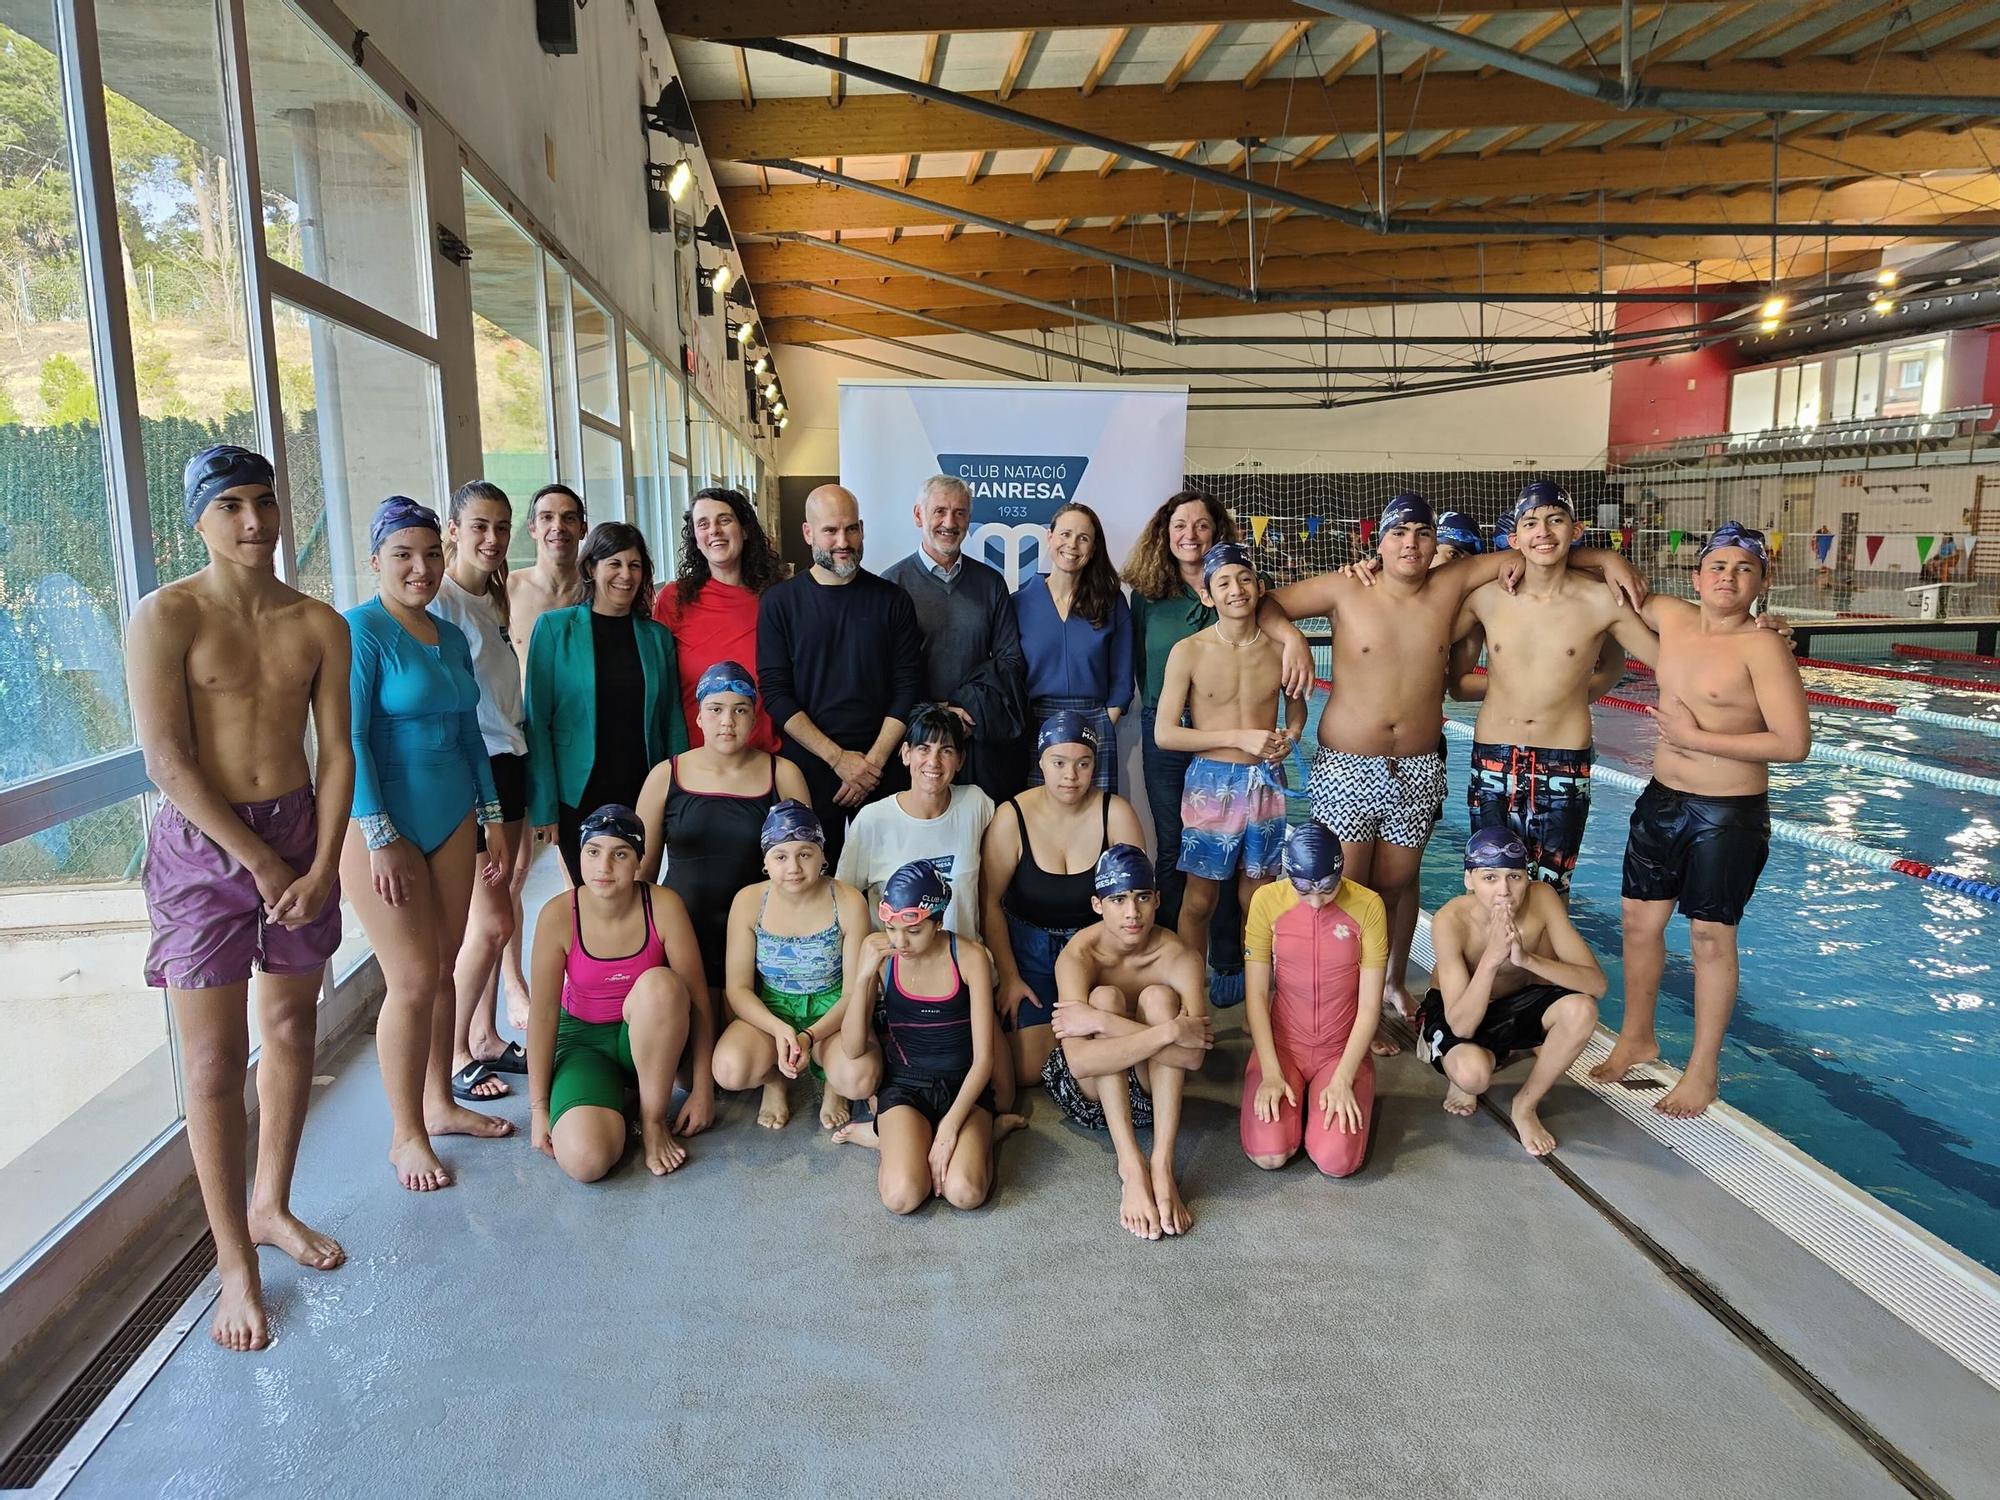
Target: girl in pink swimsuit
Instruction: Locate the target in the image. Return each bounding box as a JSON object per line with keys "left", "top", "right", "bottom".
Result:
{"left": 1240, "top": 822, "right": 1387, "bottom": 1178}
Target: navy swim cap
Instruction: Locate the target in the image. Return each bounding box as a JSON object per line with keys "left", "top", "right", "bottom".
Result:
{"left": 369, "top": 495, "right": 441, "bottom": 554}
{"left": 1199, "top": 540, "right": 1256, "bottom": 594}
{"left": 1283, "top": 822, "right": 1344, "bottom": 893}
{"left": 1464, "top": 826, "right": 1529, "bottom": 871}
{"left": 183, "top": 444, "right": 275, "bottom": 526}
{"left": 1093, "top": 843, "right": 1156, "bottom": 898}
{"left": 1434, "top": 511, "right": 1483, "bottom": 554}
{"left": 1036, "top": 709, "right": 1101, "bottom": 759}
{"left": 760, "top": 798, "right": 824, "bottom": 854}
{"left": 879, "top": 859, "right": 952, "bottom": 925}
{"left": 1379, "top": 493, "right": 1435, "bottom": 538}
{"left": 1512, "top": 479, "right": 1574, "bottom": 524}
{"left": 578, "top": 804, "right": 646, "bottom": 856}
{"left": 696, "top": 659, "right": 757, "bottom": 703}
{"left": 1698, "top": 520, "right": 1770, "bottom": 571}
{"left": 1493, "top": 511, "right": 1516, "bottom": 549}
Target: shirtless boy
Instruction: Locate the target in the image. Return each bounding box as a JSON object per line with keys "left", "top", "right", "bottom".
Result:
{"left": 1418, "top": 828, "right": 1605, "bottom": 1155}
{"left": 126, "top": 446, "right": 355, "bottom": 1351}
{"left": 1265, "top": 494, "right": 1642, "bottom": 1028}
{"left": 1155, "top": 542, "right": 1305, "bottom": 976}
{"left": 1041, "top": 845, "right": 1214, "bottom": 1240}
{"left": 501, "top": 484, "right": 585, "bottom": 1019}
{"left": 1453, "top": 481, "right": 1658, "bottom": 896}
{"left": 1593, "top": 523, "right": 1810, "bottom": 1116}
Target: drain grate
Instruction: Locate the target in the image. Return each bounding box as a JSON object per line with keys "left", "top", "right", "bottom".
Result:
{"left": 0, "top": 1233, "right": 216, "bottom": 1490}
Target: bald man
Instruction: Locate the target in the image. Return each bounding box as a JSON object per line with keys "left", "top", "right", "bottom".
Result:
{"left": 757, "top": 485, "right": 925, "bottom": 866}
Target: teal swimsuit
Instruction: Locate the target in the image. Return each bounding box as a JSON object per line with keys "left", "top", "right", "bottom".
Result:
{"left": 347, "top": 596, "right": 501, "bottom": 854}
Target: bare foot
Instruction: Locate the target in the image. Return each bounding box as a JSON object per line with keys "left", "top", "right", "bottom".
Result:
{"left": 1655, "top": 1071, "right": 1718, "bottom": 1118}
{"left": 1152, "top": 1160, "right": 1192, "bottom": 1237}
{"left": 389, "top": 1136, "right": 451, "bottom": 1192}
{"left": 1442, "top": 1082, "right": 1479, "bottom": 1117}
{"left": 642, "top": 1119, "right": 687, "bottom": 1175}
{"left": 425, "top": 1101, "right": 514, "bottom": 1139}
{"left": 248, "top": 1208, "right": 345, "bottom": 1270}
{"left": 757, "top": 1080, "right": 792, "bottom": 1130}
{"left": 832, "top": 1119, "right": 879, "bottom": 1149}
{"left": 1370, "top": 1033, "right": 1402, "bottom": 1057}
{"left": 1384, "top": 980, "right": 1419, "bottom": 1023}
{"left": 1511, "top": 1098, "right": 1557, "bottom": 1156}
{"left": 502, "top": 972, "right": 531, "bottom": 1033}
{"left": 993, "top": 1112, "right": 1027, "bottom": 1142}
{"left": 818, "top": 1084, "right": 850, "bottom": 1132}
{"left": 211, "top": 1267, "right": 269, "bottom": 1352}
{"left": 1589, "top": 1034, "right": 1660, "bottom": 1083}
{"left": 1118, "top": 1163, "right": 1162, "bottom": 1241}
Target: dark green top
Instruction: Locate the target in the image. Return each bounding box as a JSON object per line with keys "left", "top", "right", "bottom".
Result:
{"left": 1129, "top": 582, "right": 1217, "bottom": 710}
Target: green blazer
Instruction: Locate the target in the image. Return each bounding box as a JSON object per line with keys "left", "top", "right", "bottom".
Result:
{"left": 524, "top": 603, "right": 687, "bottom": 827}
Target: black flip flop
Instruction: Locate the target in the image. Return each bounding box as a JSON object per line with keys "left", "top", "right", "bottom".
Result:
{"left": 451, "top": 1060, "right": 510, "bottom": 1101}
{"left": 479, "top": 1041, "right": 529, "bottom": 1075}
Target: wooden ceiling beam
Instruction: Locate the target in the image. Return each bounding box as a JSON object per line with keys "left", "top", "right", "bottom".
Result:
{"left": 691, "top": 53, "right": 2000, "bottom": 161}
{"left": 1776, "top": 4, "right": 1912, "bottom": 63}
{"left": 999, "top": 30, "right": 1036, "bottom": 101}
{"left": 1703, "top": 2, "right": 1837, "bottom": 67}
{"left": 1646, "top": 1, "right": 1756, "bottom": 65}
{"left": 1557, "top": 6, "right": 1661, "bottom": 69}
{"left": 1402, "top": 15, "right": 1491, "bottom": 83}
{"left": 1244, "top": 20, "right": 1314, "bottom": 88}
{"left": 1079, "top": 26, "right": 1127, "bottom": 94}
{"left": 1162, "top": 23, "right": 1224, "bottom": 93}
{"left": 1480, "top": 15, "right": 1566, "bottom": 78}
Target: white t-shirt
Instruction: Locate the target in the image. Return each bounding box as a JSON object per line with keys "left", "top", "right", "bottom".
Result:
{"left": 431, "top": 573, "right": 528, "bottom": 757}
{"left": 837, "top": 785, "right": 994, "bottom": 940}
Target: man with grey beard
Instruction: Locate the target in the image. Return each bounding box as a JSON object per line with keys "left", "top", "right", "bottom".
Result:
{"left": 757, "top": 484, "right": 925, "bottom": 866}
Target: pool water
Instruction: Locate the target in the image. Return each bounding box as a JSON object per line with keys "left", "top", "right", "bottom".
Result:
{"left": 1291, "top": 663, "right": 2000, "bottom": 1273}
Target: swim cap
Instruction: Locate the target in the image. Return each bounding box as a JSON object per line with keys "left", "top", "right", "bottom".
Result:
{"left": 903, "top": 702, "right": 968, "bottom": 751}
{"left": 1093, "top": 843, "right": 1156, "bottom": 898}
{"left": 1464, "top": 826, "right": 1529, "bottom": 871}
{"left": 1434, "top": 511, "right": 1483, "bottom": 555}
{"left": 1199, "top": 540, "right": 1256, "bottom": 594}
{"left": 1512, "top": 479, "right": 1574, "bottom": 524}
{"left": 369, "top": 495, "right": 441, "bottom": 554}
{"left": 578, "top": 804, "right": 645, "bottom": 856}
{"left": 760, "top": 798, "right": 824, "bottom": 853}
{"left": 1698, "top": 520, "right": 1770, "bottom": 571}
{"left": 1036, "top": 709, "right": 1101, "bottom": 759}
{"left": 1493, "top": 511, "right": 1515, "bottom": 550}
{"left": 1283, "top": 822, "right": 1344, "bottom": 893}
{"left": 1378, "top": 492, "right": 1435, "bottom": 536}
{"left": 696, "top": 659, "right": 757, "bottom": 703}
{"left": 183, "top": 444, "right": 275, "bottom": 526}
{"left": 878, "top": 859, "right": 951, "bottom": 926}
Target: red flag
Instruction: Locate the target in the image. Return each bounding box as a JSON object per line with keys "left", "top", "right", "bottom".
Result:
{"left": 1865, "top": 535, "right": 1884, "bottom": 564}
{"left": 1358, "top": 519, "right": 1376, "bottom": 547}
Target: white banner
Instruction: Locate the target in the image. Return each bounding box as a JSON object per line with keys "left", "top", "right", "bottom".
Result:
{"left": 838, "top": 378, "right": 1190, "bottom": 823}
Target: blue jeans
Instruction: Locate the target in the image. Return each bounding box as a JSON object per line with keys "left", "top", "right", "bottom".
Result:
{"left": 1140, "top": 706, "right": 1242, "bottom": 972}
{"left": 1003, "top": 910, "right": 1079, "bottom": 1030}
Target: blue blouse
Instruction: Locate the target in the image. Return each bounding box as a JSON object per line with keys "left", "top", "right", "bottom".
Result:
{"left": 1012, "top": 573, "right": 1134, "bottom": 712}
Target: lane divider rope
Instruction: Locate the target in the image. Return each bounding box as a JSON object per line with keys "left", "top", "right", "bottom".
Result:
{"left": 1894, "top": 643, "right": 2000, "bottom": 667}
{"left": 1436, "top": 719, "right": 2000, "bottom": 906}
{"left": 1795, "top": 656, "right": 2000, "bottom": 694}
{"left": 1620, "top": 660, "right": 2000, "bottom": 738}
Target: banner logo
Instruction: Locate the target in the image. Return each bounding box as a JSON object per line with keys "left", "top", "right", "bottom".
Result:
{"left": 936, "top": 453, "right": 1090, "bottom": 527}
{"left": 976, "top": 523, "right": 1043, "bottom": 588}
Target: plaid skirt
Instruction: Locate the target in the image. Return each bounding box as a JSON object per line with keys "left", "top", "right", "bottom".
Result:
{"left": 1026, "top": 696, "right": 1118, "bottom": 791}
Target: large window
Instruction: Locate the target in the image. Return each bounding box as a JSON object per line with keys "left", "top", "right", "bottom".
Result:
{"left": 464, "top": 176, "right": 552, "bottom": 532}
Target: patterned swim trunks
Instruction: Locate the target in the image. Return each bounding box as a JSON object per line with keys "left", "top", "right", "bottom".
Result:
{"left": 1466, "top": 741, "right": 1594, "bottom": 896}
{"left": 1042, "top": 1043, "right": 1154, "bottom": 1131}
{"left": 1307, "top": 748, "right": 1445, "bottom": 849}
{"left": 1177, "top": 755, "right": 1287, "bottom": 881}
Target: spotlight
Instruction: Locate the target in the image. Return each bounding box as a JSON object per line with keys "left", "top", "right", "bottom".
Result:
{"left": 777, "top": 415, "right": 789, "bottom": 430}
{"left": 667, "top": 158, "right": 693, "bottom": 202}
{"left": 763, "top": 380, "right": 779, "bottom": 400}
{"left": 695, "top": 207, "right": 734, "bottom": 253}
{"left": 736, "top": 319, "right": 756, "bottom": 343}
{"left": 1875, "top": 267, "right": 1898, "bottom": 287}
{"left": 642, "top": 79, "right": 698, "bottom": 145}
{"left": 709, "top": 263, "right": 734, "bottom": 295}
{"left": 753, "top": 355, "right": 771, "bottom": 374}
{"left": 1872, "top": 295, "right": 1897, "bottom": 315}
{"left": 1760, "top": 294, "right": 1787, "bottom": 321}
{"left": 726, "top": 281, "right": 753, "bottom": 310}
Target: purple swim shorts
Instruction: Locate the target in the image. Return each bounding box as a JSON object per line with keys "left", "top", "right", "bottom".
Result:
{"left": 142, "top": 784, "right": 341, "bottom": 990}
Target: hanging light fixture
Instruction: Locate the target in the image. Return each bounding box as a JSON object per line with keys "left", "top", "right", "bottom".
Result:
{"left": 709, "top": 263, "right": 734, "bottom": 296}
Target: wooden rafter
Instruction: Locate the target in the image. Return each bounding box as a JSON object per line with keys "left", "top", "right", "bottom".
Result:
{"left": 1480, "top": 15, "right": 1566, "bottom": 79}
{"left": 828, "top": 36, "right": 845, "bottom": 107}
{"left": 1417, "top": 127, "right": 1470, "bottom": 162}
{"left": 965, "top": 151, "right": 987, "bottom": 184}
{"left": 1478, "top": 124, "right": 1534, "bottom": 158}
{"left": 734, "top": 49, "right": 755, "bottom": 108}
{"left": 1559, "top": 6, "right": 1661, "bottom": 69}
{"left": 1647, "top": 1, "right": 1756, "bottom": 65}
{"left": 1162, "top": 23, "right": 1223, "bottom": 93}
{"left": 1904, "top": 0, "right": 1995, "bottom": 58}
{"left": 1703, "top": 2, "right": 1836, "bottom": 68}
{"left": 1080, "top": 26, "right": 1127, "bottom": 94}
{"left": 1030, "top": 147, "right": 1059, "bottom": 181}
{"left": 1945, "top": 16, "right": 2000, "bottom": 53}
{"left": 1319, "top": 34, "right": 1377, "bottom": 85}
{"left": 1402, "top": 15, "right": 1491, "bottom": 83}
{"left": 1596, "top": 121, "right": 1656, "bottom": 152}
{"left": 1538, "top": 123, "right": 1599, "bottom": 155}
{"left": 1777, "top": 4, "right": 1908, "bottom": 62}
{"left": 1244, "top": 20, "right": 1313, "bottom": 89}
{"left": 999, "top": 30, "right": 1035, "bottom": 101}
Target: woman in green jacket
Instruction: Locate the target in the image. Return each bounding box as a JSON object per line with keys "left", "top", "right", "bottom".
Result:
{"left": 526, "top": 522, "right": 687, "bottom": 882}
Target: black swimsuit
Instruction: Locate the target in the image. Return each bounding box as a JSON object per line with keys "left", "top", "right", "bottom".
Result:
{"left": 874, "top": 935, "right": 994, "bottom": 1126}
{"left": 661, "top": 756, "right": 778, "bottom": 987}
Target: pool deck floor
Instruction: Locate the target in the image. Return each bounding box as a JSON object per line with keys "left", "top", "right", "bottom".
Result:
{"left": 59, "top": 1001, "right": 1995, "bottom": 1500}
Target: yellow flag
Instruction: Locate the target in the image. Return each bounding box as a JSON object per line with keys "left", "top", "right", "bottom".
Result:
{"left": 1250, "top": 515, "right": 1270, "bottom": 544}
{"left": 1769, "top": 530, "right": 1784, "bottom": 555}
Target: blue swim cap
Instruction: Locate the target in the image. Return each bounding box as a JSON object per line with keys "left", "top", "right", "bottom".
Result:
{"left": 1493, "top": 511, "right": 1516, "bottom": 549}
{"left": 878, "top": 859, "right": 952, "bottom": 926}
{"left": 369, "top": 495, "right": 441, "bottom": 554}
{"left": 760, "top": 798, "right": 824, "bottom": 854}
{"left": 1698, "top": 520, "right": 1770, "bottom": 571}
{"left": 1199, "top": 540, "right": 1256, "bottom": 594}
{"left": 1378, "top": 492, "right": 1435, "bottom": 537}
{"left": 1093, "top": 843, "right": 1156, "bottom": 898}
{"left": 578, "top": 804, "right": 646, "bottom": 856}
{"left": 1036, "top": 709, "right": 1101, "bottom": 759}
{"left": 1434, "top": 511, "right": 1483, "bottom": 554}
{"left": 696, "top": 659, "right": 757, "bottom": 703}
{"left": 1282, "top": 822, "right": 1344, "bottom": 893}
{"left": 1465, "top": 826, "right": 1528, "bottom": 871}
{"left": 183, "top": 444, "right": 275, "bottom": 526}
{"left": 1513, "top": 479, "right": 1574, "bottom": 524}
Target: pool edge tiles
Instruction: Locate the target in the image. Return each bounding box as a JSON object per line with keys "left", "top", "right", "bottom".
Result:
{"left": 1408, "top": 914, "right": 2000, "bottom": 1394}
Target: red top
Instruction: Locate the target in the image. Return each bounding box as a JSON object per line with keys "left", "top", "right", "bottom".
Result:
{"left": 654, "top": 578, "right": 781, "bottom": 753}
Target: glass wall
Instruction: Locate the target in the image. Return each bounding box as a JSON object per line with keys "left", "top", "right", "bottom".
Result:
{"left": 464, "top": 176, "right": 552, "bottom": 525}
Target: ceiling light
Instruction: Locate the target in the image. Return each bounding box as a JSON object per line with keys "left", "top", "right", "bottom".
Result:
{"left": 1758, "top": 316, "right": 1780, "bottom": 332}
{"left": 695, "top": 206, "right": 733, "bottom": 252}
{"left": 754, "top": 355, "right": 770, "bottom": 374}
{"left": 642, "top": 79, "right": 698, "bottom": 145}
{"left": 1875, "top": 267, "right": 1897, "bottom": 287}
{"left": 771, "top": 401, "right": 786, "bottom": 418}
{"left": 763, "top": 380, "right": 779, "bottom": 400}
{"left": 710, "top": 263, "right": 734, "bottom": 295}
{"left": 736, "top": 319, "right": 756, "bottom": 342}
{"left": 777, "top": 415, "right": 789, "bottom": 430}
{"left": 1761, "top": 294, "right": 1787, "bottom": 320}
{"left": 666, "top": 158, "right": 693, "bottom": 203}
{"left": 1872, "top": 295, "right": 1896, "bottom": 315}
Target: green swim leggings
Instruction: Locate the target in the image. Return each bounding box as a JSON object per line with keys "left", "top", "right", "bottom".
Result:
{"left": 550, "top": 1009, "right": 637, "bottom": 1125}
{"left": 759, "top": 979, "right": 841, "bottom": 1081}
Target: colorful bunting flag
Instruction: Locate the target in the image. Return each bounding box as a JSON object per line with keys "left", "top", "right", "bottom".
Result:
{"left": 1250, "top": 515, "right": 1270, "bottom": 544}
{"left": 1814, "top": 531, "right": 1834, "bottom": 563}
{"left": 1916, "top": 535, "right": 1935, "bottom": 564}
{"left": 1865, "top": 534, "right": 1884, "bottom": 564}
{"left": 1358, "top": 519, "right": 1376, "bottom": 548}
{"left": 1770, "top": 531, "right": 1784, "bottom": 556}
{"left": 1618, "top": 526, "right": 1635, "bottom": 553}
{"left": 1668, "top": 529, "right": 1684, "bottom": 554}
{"left": 1305, "top": 516, "right": 1323, "bottom": 539}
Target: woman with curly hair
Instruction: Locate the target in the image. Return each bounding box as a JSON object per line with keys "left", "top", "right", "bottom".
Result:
{"left": 1012, "top": 501, "right": 1133, "bottom": 792}
{"left": 1120, "top": 489, "right": 1246, "bottom": 996}
{"left": 654, "top": 487, "right": 783, "bottom": 754}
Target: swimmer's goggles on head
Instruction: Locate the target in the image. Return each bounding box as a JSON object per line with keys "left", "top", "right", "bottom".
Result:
{"left": 696, "top": 660, "right": 758, "bottom": 703}
{"left": 1698, "top": 520, "right": 1770, "bottom": 570}
{"left": 579, "top": 804, "right": 646, "bottom": 856}
{"left": 878, "top": 859, "right": 951, "bottom": 927}
{"left": 183, "top": 444, "right": 275, "bottom": 526}
{"left": 760, "top": 798, "right": 824, "bottom": 854}
{"left": 1283, "top": 822, "right": 1344, "bottom": 894}
{"left": 1464, "top": 826, "right": 1528, "bottom": 872}
{"left": 369, "top": 495, "right": 441, "bottom": 553}
{"left": 1434, "top": 512, "right": 1483, "bottom": 555}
